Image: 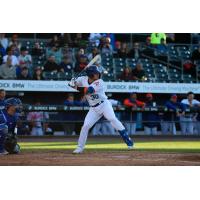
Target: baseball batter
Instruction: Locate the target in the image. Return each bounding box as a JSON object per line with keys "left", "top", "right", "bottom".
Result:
{"left": 70, "top": 65, "right": 134, "bottom": 153}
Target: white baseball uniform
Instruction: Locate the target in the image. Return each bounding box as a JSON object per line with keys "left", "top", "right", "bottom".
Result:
{"left": 27, "top": 111, "right": 49, "bottom": 136}
{"left": 180, "top": 99, "right": 200, "bottom": 135}
{"left": 75, "top": 76, "right": 125, "bottom": 150}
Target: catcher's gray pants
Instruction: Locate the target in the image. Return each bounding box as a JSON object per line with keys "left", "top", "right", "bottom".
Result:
{"left": 180, "top": 117, "right": 193, "bottom": 135}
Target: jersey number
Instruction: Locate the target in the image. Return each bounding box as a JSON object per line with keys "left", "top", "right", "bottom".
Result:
{"left": 90, "top": 94, "right": 99, "bottom": 100}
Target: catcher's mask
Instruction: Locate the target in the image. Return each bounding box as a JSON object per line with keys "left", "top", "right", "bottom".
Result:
{"left": 4, "top": 98, "right": 23, "bottom": 113}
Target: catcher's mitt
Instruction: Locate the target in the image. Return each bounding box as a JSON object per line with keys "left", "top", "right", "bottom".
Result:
{"left": 4, "top": 132, "right": 20, "bottom": 154}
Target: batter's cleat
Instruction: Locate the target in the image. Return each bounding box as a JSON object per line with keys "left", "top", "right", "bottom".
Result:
{"left": 118, "top": 129, "right": 134, "bottom": 147}
{"left": 73, "top": 147, "right": 84, "bottom": 154}
{"left": 128, "top": 145, "right": 134, "bottom": 150}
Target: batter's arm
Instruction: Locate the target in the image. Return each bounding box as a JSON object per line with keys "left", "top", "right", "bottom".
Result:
{"left": 91, "top": 79, "right": 105, "bottom": 93}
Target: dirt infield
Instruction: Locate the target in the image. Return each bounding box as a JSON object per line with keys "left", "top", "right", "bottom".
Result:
{"left": 1, "top": 137, "right": 200, "bottom": 166}
{"left": 1, "top": 150, "right": 200, "bottom": 166}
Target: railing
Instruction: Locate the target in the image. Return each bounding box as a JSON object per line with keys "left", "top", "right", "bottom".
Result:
{"left": 20, "top": 104, "right": 199, "bottom": 112}
{"left": 1, "top": 105, "right": 200, "bottom": 136}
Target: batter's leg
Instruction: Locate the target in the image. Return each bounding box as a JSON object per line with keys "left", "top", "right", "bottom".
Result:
{"left": 103, "top": 101, "right": 133, "bottom": 147}
{"left": 124, "top": 122, "right": 131, "bottom": 135}
{"left": 74, "top": 108, "right": 102, "bottom": 153}
{"left": 92, "top": 122, "right": 102, "bottom": 136}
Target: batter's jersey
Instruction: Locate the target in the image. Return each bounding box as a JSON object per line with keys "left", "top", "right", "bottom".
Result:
{"left": 75, "top": 76, "right": 107, "bottom": 106}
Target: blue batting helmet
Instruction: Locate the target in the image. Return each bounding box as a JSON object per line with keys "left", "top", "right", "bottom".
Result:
{"left": 4, "top": 98, "right": 23, "bottom": 113}
{"left": 86, "top": 65, "right": 101, "bottom": 78}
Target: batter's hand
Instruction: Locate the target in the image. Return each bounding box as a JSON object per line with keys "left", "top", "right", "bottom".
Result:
{"left": 68, "top": 78, "right": 76, "bottom": 87}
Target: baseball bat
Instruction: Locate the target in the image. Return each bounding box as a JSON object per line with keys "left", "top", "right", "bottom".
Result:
{"left": 73, "top": 54, "right": 101, "bottom": 80}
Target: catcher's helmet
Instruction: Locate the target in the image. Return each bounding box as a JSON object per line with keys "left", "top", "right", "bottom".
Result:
{"left": 4, "top": 98, "right": 23, "bottom": 113}
{"left": 86, "top": 65, "right": 101, "bottom": 78}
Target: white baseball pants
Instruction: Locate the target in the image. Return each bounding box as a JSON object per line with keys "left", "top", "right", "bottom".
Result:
{"left": 77, "top": 100, "right": 125, "bottom": 149}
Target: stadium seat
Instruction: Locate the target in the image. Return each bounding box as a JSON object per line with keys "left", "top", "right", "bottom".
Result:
{"left": 175, "top": 46, "right": 189, "bottom": 52}
{"left": 183, "top": 74, "right": 196, "bottom": 83}
{"left": 156, "top": 70, "right": 169, "bottom": 82}
{"left": 146, "top": 73, "right": 156, "bottom": 82}
{"left": 155, "top": 68, "right": 167, "bottom": 74}
{"left": 139, "top": 58, "right": 150, "bottom": 64}
{"left": 102, "top": 61, "right": 113, "bottom": 68}
{"left": 156, "top": 78, "right": 169, "bottom": 83}
{"left": 168, "top": 45, "right": 175, "bottom": 51}
{"left": 143, "top": 64, "right": 154, "bottom": 71}
{"left": 114, "top": 58, "right": 126, "bottom": 65}
{"left": 179, "top": 51, "right": 191, "bottom": 59}
{"left": 102, "top": 73, "right": 115, "bottom": 81}
{"left": 58, "top": 72, "right": 72, "bottom": 80}
{"left": 101, "top": 53, "right": 113, "bottom": 60}
{"left": 114, "top": 66, "right": 124, "bottom": 78}
{"left": 168, "top": 72, "right": 181, "bottom": 83}
{"left": 43, "top": 72, "right": 58, "bottom": 80}
{"left": 192, "top": 45, "right": 199, "bottom": 51}
{"left": 126, "top": 58, "right": 137, "bottom": 63}
{"left": 145, "top": 68, "right": 155, "bottom": 76}
{"left": 153, "top": 63, "right": 165, "bottom": 68}
{"left": 126, "top": 58, "right": 137, "bottom": 67}
{"left": 168, "top": 49, "right": 179, "bottom": 60}
{"left": 102, "top": 56, "right": 113, "bottom": 68}
{"left": 168, "top": 68, "right": 179, "bottom": 73}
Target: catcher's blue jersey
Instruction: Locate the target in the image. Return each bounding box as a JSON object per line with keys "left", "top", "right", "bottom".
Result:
{"left": 0, "top": 109, "right": 19, "bottom": 152}
{"left": 0, "top": 110, "right": 18, "bottom": 133}
{"left": 0, "top": 99, "right": 5, "bottom": 107}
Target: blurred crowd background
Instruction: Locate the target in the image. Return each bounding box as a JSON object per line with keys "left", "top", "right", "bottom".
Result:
{"left": 1, "top": 33, "right": 200, "bottom": 136}
{"left": 0, "top": 33, "right": 200, "bottom": 83}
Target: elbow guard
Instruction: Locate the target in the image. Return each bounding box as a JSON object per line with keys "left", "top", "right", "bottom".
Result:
{"left": 84, "top": 86, "right": 95, "bottom": 94}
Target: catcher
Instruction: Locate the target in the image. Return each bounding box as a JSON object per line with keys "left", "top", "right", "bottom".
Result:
{"left": 0, "top": 98, "right": 22, "bottom": 155}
